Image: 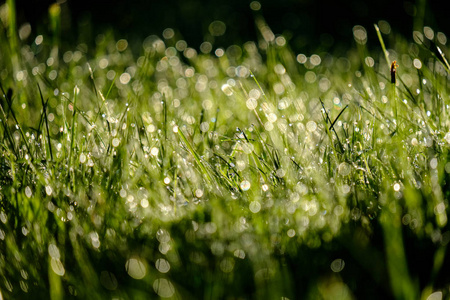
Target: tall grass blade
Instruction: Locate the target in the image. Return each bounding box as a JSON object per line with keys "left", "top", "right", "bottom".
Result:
{"left": 38, "top": 84, "right": 53, "bottom": 162}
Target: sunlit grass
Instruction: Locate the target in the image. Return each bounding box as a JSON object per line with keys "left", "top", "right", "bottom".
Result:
{"left": 1, "top": 3, "right": 450, "bottom": 299}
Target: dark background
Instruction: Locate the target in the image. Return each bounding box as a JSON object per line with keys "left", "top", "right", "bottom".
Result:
{"left": 9, "top": 0, "right": 447, "bottom": 51}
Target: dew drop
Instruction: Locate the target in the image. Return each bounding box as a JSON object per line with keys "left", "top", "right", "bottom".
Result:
{"left": 79, "top": 153, "right": 87, "bottom": 163}
{"left": 155, "top": 258, "right": 171, "bottom": 273}
{"left": 341, "top": 184, "right": 351, "bottom": 194}
{"left": 153, "top": 278, "right": 175, "bottom": 298}
{"left": 220, "top": 257, "right": 235, "bottom": 273}
{"left": 221, "top": 84, "right": 233, "bottom": 96}
{"left": 330, "top": 259, "right": 345, "bottom": 272}
{"left": 306, "top": 121, "right": 317, "bottom": 132}
{"left": 48, "top": 243, "right": 61, "bottom": 259}
{"left": 25, "top": 186, "right": 32, "bottom": 198}
{"left": 100, "top": 271, "right": 118, "bottom": 291}
{"left": 125, "top": 258, "right": 147, "bottom": 280}
{"left": 287, "top": 229, "right": 296, "bottom": 237}
{"left": 427, "top": 291, "right": 442, "bottom": 300}
{"left": 45, "top": 185, "right": 53, "bottom": 196}
{"left": 150, "top": 147, "right": 159, "bottom": 157}
{"left": 51, "top": 258, "right": 65, "bottom": 276}
{"left": 430, "top": 157, "right": 438, "bottom": 169}
{"left": 195, "top": 189, "right": 203, "bottom": 198}
{"left": 249, "top": 201, "right": 261, "bottom": 213}
{"left": 246, "top": 98, "right": 258, "bottom": 110}
{"left": 234, "top": 249, "right": 246, "bottom": 259}
{"left": 338, "top": 162, "right": 351, "bottom": 176}
{"left": 112, "top": 138, "right": 120, "bottom": 147}
{"left": 141, "top": 199, "right": 149, "bottom": 208}
{"left": 240, "top": 180, "right": 251, "bottom": 191}
{"left": 87, "top": 158, "right": 94, "bottom": 167}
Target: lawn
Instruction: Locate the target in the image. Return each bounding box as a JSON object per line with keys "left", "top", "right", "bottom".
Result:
{"left": 0, "top": 1, "right": 450, "bottom": 299}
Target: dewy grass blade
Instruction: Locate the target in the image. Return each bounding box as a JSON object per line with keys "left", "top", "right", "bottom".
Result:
{"left": 0, "top": 84, "right": 17, "bottom": 157}
{"left": 177, "top": 127, "right": 212, "bottom": 184}
{"left": 329, "top": 105, "right": 348, "bottom": 131}
{"left": 38, "top": 84, "right": 53, "bottom": 162}
{"left": 69, "top": 86, "right": 79, "bottom": 189}
{"left": 0, "top": 82, "right": 33, "bottom": 160}
{"left": 374, "top": 24, "right": 390, "bottom": 68}
{"left": 319, "top": 98, "right": 343, "bottom": 153}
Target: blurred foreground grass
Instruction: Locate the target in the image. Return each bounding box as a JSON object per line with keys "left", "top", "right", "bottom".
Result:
{"left": 1, "top": 2, "right": 450, "bottom": 299}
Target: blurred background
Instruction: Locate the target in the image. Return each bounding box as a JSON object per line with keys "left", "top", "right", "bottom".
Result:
{"left": 8, "top": 0, "right": 445, "bottom": 52}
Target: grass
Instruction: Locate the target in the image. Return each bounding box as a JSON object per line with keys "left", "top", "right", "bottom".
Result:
{"left": 1, "top": 2, "right": 450, "bottom": 299}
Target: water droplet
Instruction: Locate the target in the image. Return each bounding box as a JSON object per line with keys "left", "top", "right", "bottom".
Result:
{"left": 221, "top": 84, "right": 233, "bottom": 96}
{"left": 45, "top": 185, "right": 53, "bottom": 196}
{"left": 90, "top": 231, "right": 100, "bottom": 248}
{"left": 125, "top": 258, "right": 147, "bottom": 280}
{"left": 306, "top": 121, "right": 317, "bottom": 132}
{"left": 51, "top": 258, "right": 65, "bottom": 276}
{"left": 87, "top": 158, "right": 94, "bottom": 167}
{"left": 153, "top": 278, "right": 175, "bottom": 298}
{"left": 276, "top": 169, "right": 286, "bottom": 178}
{"left": 234, "top": 249, "right": 246, "bottom": 259}
{"left": 200, "top": 122, "right": 209, "bottom": 132}
{"left": 287, "top": 229, "right": 296, "bottom": 237}
{"left": 22, "top": 227, "right": 28, "bottom": 236}
{"left": 48, "top": 244, "right": 61, "bottom": 259}
{"left": 155, "top": 258, "right": 171, "bottom": 273}
{"left": 100, "top": 271, "right": 118, "bottom": 291}
{"left": 338, "top": 162, "right": 351, "bottom": 176}
{"left": 430, "top": 157, "right": 438, "bottom": 169}
{"left": 220, "top": 257, "right": 235, "bottom": 273}
{"left": 25, "top": 186, "right": 32, "bottom": 198}
{"left": 195, "top": 189, "right": 203, "bottom": 198}
{"left": 112, "top": 138, "right": 120, "bottom": 147}
{"left": 240, "top": 180, "right": 251, "bottom": 191}
{"left": 159, "top": 243, "right": 171, "bottom": 254}
{"left": 156, "top": 229, "right": 171, "bottom": 243}
{"left": 427, "top": 292, "right": 443, "bottom": 300}
{"left": 330, "top": 259, "right": 345, "bottom": 272}
{"left": 264, "top": 121, "right": 274, "bottom": 131}
{"left": 341, "top": 184, "right": 351, "bottom": 194}
{"left": 119, "top": 73, "right": 131, "bottom": 84}
{"left": 249, "top": 201, "right": 261, "bottom": 213}
{"left": 246, "top": 98, "right": 257, "bottom": 110}
{"left": 140, "top": 199, "right": 149, "bottom": 208}
{"left": 150, "top": 147, "right": 159, "bottom": 157}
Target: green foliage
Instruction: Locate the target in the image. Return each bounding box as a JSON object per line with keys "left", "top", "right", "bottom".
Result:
{"left": 0, "top": 4, "right": 450, "bottom": 299}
